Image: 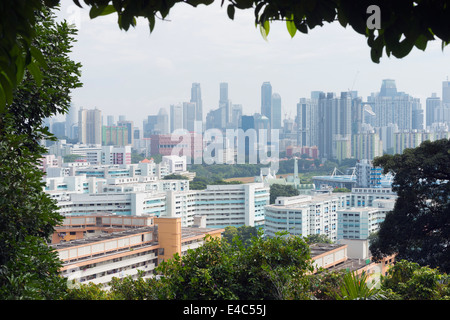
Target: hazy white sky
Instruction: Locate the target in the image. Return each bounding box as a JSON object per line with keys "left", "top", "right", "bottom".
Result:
{"left": 56, "top": 1, "right": 450, "bottom": 128}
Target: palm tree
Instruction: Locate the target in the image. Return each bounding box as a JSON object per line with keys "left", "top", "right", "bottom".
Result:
{"left": 335, "top": 271, "right": 385, "bottom": 300}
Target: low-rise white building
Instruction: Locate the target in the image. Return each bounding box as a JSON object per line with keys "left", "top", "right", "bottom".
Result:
{"left": 349, "top": 187, "right": 397, "bottom": 207}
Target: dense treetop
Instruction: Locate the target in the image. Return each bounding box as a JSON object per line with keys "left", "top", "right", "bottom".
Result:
{"left": 1, "top": 1, "right": 450, "bottom": 109}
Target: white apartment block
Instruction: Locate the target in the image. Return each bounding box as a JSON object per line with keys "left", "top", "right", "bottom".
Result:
{"left": 164, "top": 190, "right": 198, "bottom": 227}
{"left": 337, "top": 207, "right": 382, "bottom": 240}
{"left": 349, "top": 187, "right": 397, "bottom": 207}
{"left": 194, "top": 183, "right": 270, "bottom": 229}
{"left": 56, "top": 192, "right": 166, "bottom": 217}
{"left": 265, "top": 190, "right": 397, "bottom": 241}
{"left": 265, "top": 193, "right": 348, "bottom": 240}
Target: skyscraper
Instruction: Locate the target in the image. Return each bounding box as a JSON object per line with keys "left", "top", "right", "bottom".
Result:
{"left": 219, "top": 82, "right": 228, "bottom": 106}
{"left": 219, "top": 82, "right": 233, "bottom": 126}
{"left": 296, "top": 98, "right": 318, "bottom": 148}
{"left": 261, "top": 82, "right": 272, "bottom": 121}
{"left": 65, "top": 103, "right": 78, "bottom": 140}
{"left": 170, "top": 103, "right": 184, "bottom": 132}
{"left": 117, "top": 120, "right": 134, "bottom": 145}
{"left": 143, "top": 115, "right": 158, "bottom": 137}
{"left": 271, "top": 93, "right": 282, "bottom": 130}
{"left": 183, "top": 102, "right": 197, "bottom": 132}
{"left": 78, "top": 108, "right": 102, "bottom": 145}
{"left": 426, "top": 93, "right": 441, "bottom": 127}
{"left": 380, "top": 79, "right": 397, "bottom": 97}
{"left": 368, "top": 79, "right": 420, "bottom": 130}
{"left": 107, "top": 115, "right": 115, "bottom": 126}
{"left": 191, "top": 83, "right": 203, "bottom": 122}
{"left": 155, "top": 108, "right": 169, "bottom": 134}
{"left": 317, "top": 92, "right": 352, "bottom": 160}
{"left": 442, "top": 81, "right": 450, "bottom": 105}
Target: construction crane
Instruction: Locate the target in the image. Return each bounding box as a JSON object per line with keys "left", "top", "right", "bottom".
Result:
{"left": 349, "top": 70, "right": 360, "bottom": 92}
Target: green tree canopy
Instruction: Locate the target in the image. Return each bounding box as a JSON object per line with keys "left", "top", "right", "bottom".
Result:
{"left": 0, "top": 7, "right": 82, "bottom": 299}
{"left": 270, "top": 183, "right": 300, "bottom": 204}
{"left": 370, "top": 139, "right": 450, "bottom": 273}
{"left": 2, "top": 1, "right": 450, "bottom": 109}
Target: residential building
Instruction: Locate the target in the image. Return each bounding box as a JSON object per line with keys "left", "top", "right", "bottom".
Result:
{"left": 117, "top": 120, "right": 134, "bottom": 145}
{"left": 337, "top": 207, "right": 382, "bottom": 240}
{"left": 355, "top": 159, "right": 382, "bottom": 188}
{"left": 264, "top": 193, "right": 348, "bottom": 240}
{"left": 296, "top": 98, "right": 318, "bottom": 148}
{"left": 102, "top": 125, "right": 129, "bottom": 146}
{"left": 367, "top": 79, "right": 422, "bottom": 130}
{"left": 78, "top": 108, "right": 102, "bottom": 145}
{"left": 195, "top": 183, "right": 270, "bottom": 229}
{"left": 51, "top": 216, "right": 224, "bottom": 288}
{"left": 352, "top": 131, "right": 383, "bottom": 160}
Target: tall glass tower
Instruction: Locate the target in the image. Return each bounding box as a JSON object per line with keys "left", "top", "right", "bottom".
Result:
{"left": 261, "top": 82, "right": 272, "bottom": 121}
{"left": 190, "top": 83, "right": 202, "bottom": 122}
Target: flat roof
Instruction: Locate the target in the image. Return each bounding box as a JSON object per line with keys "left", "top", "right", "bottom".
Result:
{"left": 309, "top": 243, "right": 346, "bottom": 257}
{"left": 49, "top": 226, "right": 156, "bottom": 250}
{"left": 181, "top": 227, "right": 225, "bottom": 240}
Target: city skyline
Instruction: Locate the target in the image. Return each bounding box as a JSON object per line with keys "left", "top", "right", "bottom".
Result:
{"left": 56, "top": 2, "right": 450, "bottom": 127}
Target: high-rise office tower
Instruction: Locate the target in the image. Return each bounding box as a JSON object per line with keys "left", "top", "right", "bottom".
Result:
{"left": 191, "top": 83, "right": 203, "bottom": 122}
{"left": 78, "top": 108, "right": 102, "bottom": 145}
{"left": 219, "top": 82, "right": 233, "bottom": 126}
{"left": 107, "top": 115, "right": 115, "bottom": 126}
{"left": 65, "top": 103, "right": 78, "bottom": 139}
{"left": 271, "top": 93, "right": 282, "bottom": 130}
{"left": 219, "top": 82, "right": 228, "bottom": 105}
{"left": 442, "top": 81, "right": 450, "bottom": 105}
{"left": 261, "top": 82, "right": 272, "bottom": 121}
{"left": 143, "top": 115, "right": 158, "bottom": 137}
{"left": 170, "top": 103, "right": 184, "bottom": 132}
{"left": 231, "top": 104, "right": 243, "bottom": 129}
{"left": 296, "top": 98, "right": 318, "bottom": 148}
{"left": 183, "top": 102, "right": 197, "bottom": 132}
{"left": 437, "top": 81, "right": 450, "bottom": 125}
{"left": 155, "top": 108, "right": 169, "bottom": 134}
{"left": 426, "top": 93, "right": 441, "bottom": 127}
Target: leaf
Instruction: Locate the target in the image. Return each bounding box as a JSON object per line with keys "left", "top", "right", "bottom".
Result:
{"left": 30, "top": 46, "right": 47, "bottom": 69}
{"left": 27, "top": 62, "right": 42, "bottom": 86}
{"left": 260, "top": 20, "right": 270, "bottom": 41}
{"left": 227, "top": 4, "right": 235, "bottom": 20}
{"left": 89, "top": 5, "right": 116, "bottom": 19}
{"left": 414, "top": 34, "right": 428, "bottom": 51}
{"left": 286, "top": 16, "right": 297, "bottom": 38}
{"left": 0, "top": 72, "right": 14, "bottom": 105}
{"left": 149, "top": 15, "right": 155, "bottom": 33}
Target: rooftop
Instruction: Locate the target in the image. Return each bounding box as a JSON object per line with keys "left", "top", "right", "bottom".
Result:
{"left": 309, "top": 243, "right": 346, "bottom": 257}
{"left": 49, "top": 226, "right": 157, "bottom": 250}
